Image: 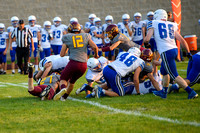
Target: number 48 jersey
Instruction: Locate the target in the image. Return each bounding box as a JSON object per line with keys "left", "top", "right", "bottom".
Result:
{"left": 109, "top": 52, "right": 145, "bottom": 77}
{"left": 148, "top": 20, "right": 178, "bottom": 54}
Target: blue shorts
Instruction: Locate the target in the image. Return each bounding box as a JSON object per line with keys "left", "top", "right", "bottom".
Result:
{"left": 10, "top": 47, "right": 17, "bottom": 62}
{"left": 187, "top": 54, "right": 200, "bottom": 86}
{"left": 29, "top": 42, "right": 38, "bottom": 57}
{"left": 103, "top": 66, "right": 125, "bottom": 96}
{"left": 40, "top": 48, "right": 51, "bottom": 60}
{"left": 160, "top": 48, "right": 178, "bottom": 80}
{"left": 105, "top": 50, "right": 114, "bottom": 57}
{"left": 51, "top": 45, "right": 62, "bottom": 55}
{"left": 0, "top": 48, "right": 7, "bottom": 63}
{"left": 134, "top": 39, "right": 143, "bottom": 45}
{"left": 149, "top": 38, "right": 157, "bottom": 52}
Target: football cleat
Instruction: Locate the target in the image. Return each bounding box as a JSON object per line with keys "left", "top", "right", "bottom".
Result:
{"left": 53, "top": 88, "right": 67, "bottom": 101}
{"left": 39, "top": 85, "right": 51, "bottom": 98}
{"left": 188, "top": 90, "right": 198, "bottom": 99}
{"left": 168, "top": 84, "right": 179, "bottom": 94}
{"left": 153, "top": 90, "right": 167, "bottom": 99}
{"left": 76, "top": 83, "right": 87, "bottom": 95}
{"left": 94, "top": 85, "right": 103, "bottom": 98}
{"left": 28, "top": 63, "right": 34, "bottom": 72}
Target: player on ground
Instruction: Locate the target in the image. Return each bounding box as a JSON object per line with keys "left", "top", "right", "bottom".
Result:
{"left": 40, "top": 21, "right": 53, "bottom": 60}
{"left": 75, "top": 56, "right": 109, "bottom": 96}
{"left": 131, "top": 12, "right": 146, "bottom": 46}
{"left": 101, "top": 24, "right": 138, "bottom": 53}
{"left": 51, "top": 17, "right": 67, "bottom": 55}
{"left": 53, "top": 22, "right": 99, "bottom": 101}
{"left": 35, "top": 55, "right": 69, "bottom": 83}
{"left": 144, "top": 9, "right": 198, "bottom": 99}
{"left": 102, "top": 15, "right": 115, "bottom": 60}
{"left": 169, "top": 52, "right": 200, "bottom": 93}
{"left": 25, "top": 15, "right": 41, "bottom": 71}
{"left": 28, "top": 63, "right": 60, "bottom": 100}
{"left": 7, "top": 16, "right": 19, "bottom": 74}
{"left": 90, "top": 17, "right": 104, "bottom": 56}
{"left": 0, "top": 23, "right": 9, "bottom": 74}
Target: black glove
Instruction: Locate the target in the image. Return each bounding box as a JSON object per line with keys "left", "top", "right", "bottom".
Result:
{"left": 187, "top": 52, "right": 193, "bottom": 59}
{"left": 144, "top": 42, "right": 151, "bottom": 48}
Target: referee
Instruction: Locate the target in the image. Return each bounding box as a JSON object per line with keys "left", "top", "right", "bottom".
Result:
{"left": 11, "top": 20, "right": 34, "bottom": 74}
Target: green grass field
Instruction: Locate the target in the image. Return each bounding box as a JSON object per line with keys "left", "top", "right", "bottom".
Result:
{"left": 0, "top": 60, "right": 200, "bottom": 133}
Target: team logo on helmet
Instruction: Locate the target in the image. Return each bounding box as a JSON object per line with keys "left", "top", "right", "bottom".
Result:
{"left": 106, "top": 24, "right": 119, "bottom": 40}
{"left": 68, "top": 22, "right": 81, "bottom": 33}
{"left": 140, "top": 49, "right": 153, "bottom": 62}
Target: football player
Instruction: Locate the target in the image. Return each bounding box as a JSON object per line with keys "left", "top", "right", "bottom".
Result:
{"left": 169, "top": 52, "right": 200, "bottom": 93}
{"left": 84, "top": 13, "right": 96, "bottom": 33}
{"left": 69, "top": 17, "right": 83, "bottom": 30}
{"left": 7, "top": 16, "right": 19, "bottom": 74}
{"left": 102, "top": 15, "right": 115, "bottom": 60}
{"left": 25, "top": 15, "right": 41, "bottom": 71}
{"left": 0, "top": 23, "right": 9, "bottom": 74}
{"left": 35, "top": 55, "right": 69, "bottom": 83}
{"left": 118, "top": 14, "right": 134, "bottom": 40}
{"left": 90, "top": 17, "right": 104, "bottom": 56}
{"left": 40, "top": 21, "right": 53, "bottom": 60}
{"left": 144, "top": 9, "right": 198, "bottom": 99}
{"left": 101, "top": 24, "right": 138, "bottom": 53}
{"left": 51, "top": 17, "right": 67, "bottom": 55}
{"left": 53, "top": 22, "right": 98, "bottom": 101}
{"left": 131, "top": 12, "right": 146, "bottom": 46}
{"left": 28, "top": 63, "right": 60, "bottom": 100}
{"left": 75, "top": 56, "right": 109, "bottom": 96}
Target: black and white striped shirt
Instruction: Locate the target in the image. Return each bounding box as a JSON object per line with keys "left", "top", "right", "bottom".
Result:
{"left": 11, "top": 27, "right": 33, "bottom": 48}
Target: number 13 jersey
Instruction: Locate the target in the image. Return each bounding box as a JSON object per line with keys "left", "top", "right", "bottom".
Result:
{"left": 149, "top": 20, "right": 178, "bottom": 54}
{"left": 62, "top": 33, "right": 91, "bottom": 62}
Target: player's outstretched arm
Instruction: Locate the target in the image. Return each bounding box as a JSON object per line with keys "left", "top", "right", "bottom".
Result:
{"left": 60, "top": 44, "right": 68, "bottom": 57}
{"left": 88, "top": 39, "right": 99, "bottom": 58}
{"left": 144, "top": 28, "right": 154, "bottom": 43}
{"left": 175, "top": 31, "right": 190, "bottom": 53}
{"left": 41, "top": 63, "right": 52, "bottom": 79}
{"left": 134, "top": 66, "right": 142, "bottom": 94}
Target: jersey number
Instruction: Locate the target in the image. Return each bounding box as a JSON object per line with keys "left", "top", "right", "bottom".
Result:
{"left": 119, "top": 53, "right": 137, "bottom": 67}
{"left": 0, "top": 38, "right": 5, "bottom": 45}
{"left": 32, "top": 31, "right": 37, "bottom": 38}
{"left": 40, "top": 75, "right": 53, "bottom": 85}
{"left": 53, "top": 30, "right": 61, "bottom": 39}
{"left": 158, "top": 23, "right": 174, "bottom": 39}
{"left": 72, "top": 35, "right": 84, "bottom": 48}
{"left": 42, "top": 34, "right": 46, "bottom": 42}
{"left": 134, "top": 28, "right": 142, "bottom": 36}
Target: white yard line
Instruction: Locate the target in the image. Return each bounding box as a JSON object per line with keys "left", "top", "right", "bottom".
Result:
{"left": 1, "top": 82, "right": 200, "bottom": 127}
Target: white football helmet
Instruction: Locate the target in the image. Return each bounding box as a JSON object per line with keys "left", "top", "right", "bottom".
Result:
{"left": 154, "top": 9, "right": 168, "bottom": 20}
{"left": 134, "top": 12, "right": 142, "bottom": 23}
{"left": 147, "top": 11, "right": 154, "bottom": 21}
{"left": 122, "top": 14, "right": 130, "bottom": 25}
{"left": 105, "top": 15, "right": 113, "bottom": 24}
{"left": 0, "top": 23, "right": 5, "bottom": 34}
{"left": 128, "top": 47, "right": 141, "bottom": 57}
{"left": 39, "top": 58, "right": 48, "bottom": 71}
{"left": 94, "top": 17, "right": 101, "bottom": 27}
{"left": 87, "top": 58, "right": 102, "bottom": 72}
{"left": 28, "top": 15, "right": 36, "bottom": 26}
{"left": 43, "top": 21, "right": 51, "bottom": 31}
{"left": 11, "top": 16, "right": 19, "bottom": 27}
{"left": 70, "top": 17, "right": 78, "bottom": 23}
{"left": 88, "top": 14, "right": 96, "bottom": 23}
{"left": 53, "top": 17, "right": 62, "bottom": 26}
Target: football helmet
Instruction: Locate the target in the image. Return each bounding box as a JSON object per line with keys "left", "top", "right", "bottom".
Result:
{"left": 68, "top": 22, "right": 81, "bottom": 33}
{"left": 106, "top": 24, "right": 119, "bottom": 40}
{"left": 154, "top": 9, "right": 167, "bottom": 20}
{"left": 122, "top": 14, "right": 130, "bottom": 25}
{"left": 140, "top": 49, "right": 153, "bottom": 62}
{"left": 70, "top": 17, "right": 78, "bottom": 23}
{"left": 147, "top": 11, "right": 154, "bottom": 21}
{"left": 0, "top": 23, "right": 5, "bottom": 34}
{"left": 87, "top": 58, "right": 102, "bottom": 72}
{"left": 105, "top": 15, "right": 113, "bottom": 25}
{"left": 11, "top": 16, "right": 19, "bottom": 27}
{"left": 128, "top": 47, "right": 141, "bottom": 57}
{"left": 53, "top": 17, "right": 62, "bottom": 26}
{"left": 94, "top": 17, "right": 101, "bottom": 27}
{"left": 134, "top": 12, "right": 142, "bottom": 23}
{"left": 28, "top": 15, "right": 36, "bottom": 26}
{"left": 88, "top": 14, "right": 96, "bottom": 23}
{"left": 43, "top": 21, "right": 51, "bottom": 31}
{"left": 39, "top": 58, "right": 47, "bottom": 71}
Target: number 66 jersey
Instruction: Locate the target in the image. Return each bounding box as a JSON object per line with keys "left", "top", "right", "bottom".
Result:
{"left": 148, "top": 20, "right": 178, "bottom": 54}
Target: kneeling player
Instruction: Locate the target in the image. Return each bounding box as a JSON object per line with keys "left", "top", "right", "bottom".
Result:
{"left": 28, "top": 63, "right": 60, "bottom": 100}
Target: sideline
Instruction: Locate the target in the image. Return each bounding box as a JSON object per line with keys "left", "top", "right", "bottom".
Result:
{"left": 1, "top": 81, "right": 200, "bottom": 127}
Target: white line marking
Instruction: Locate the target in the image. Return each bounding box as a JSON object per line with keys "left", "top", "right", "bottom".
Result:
{"left": 178, "top": 69, "right": 186, "bottom": 72}
{"left": 2, "top": 82, "right": 200, "bottom": 127}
